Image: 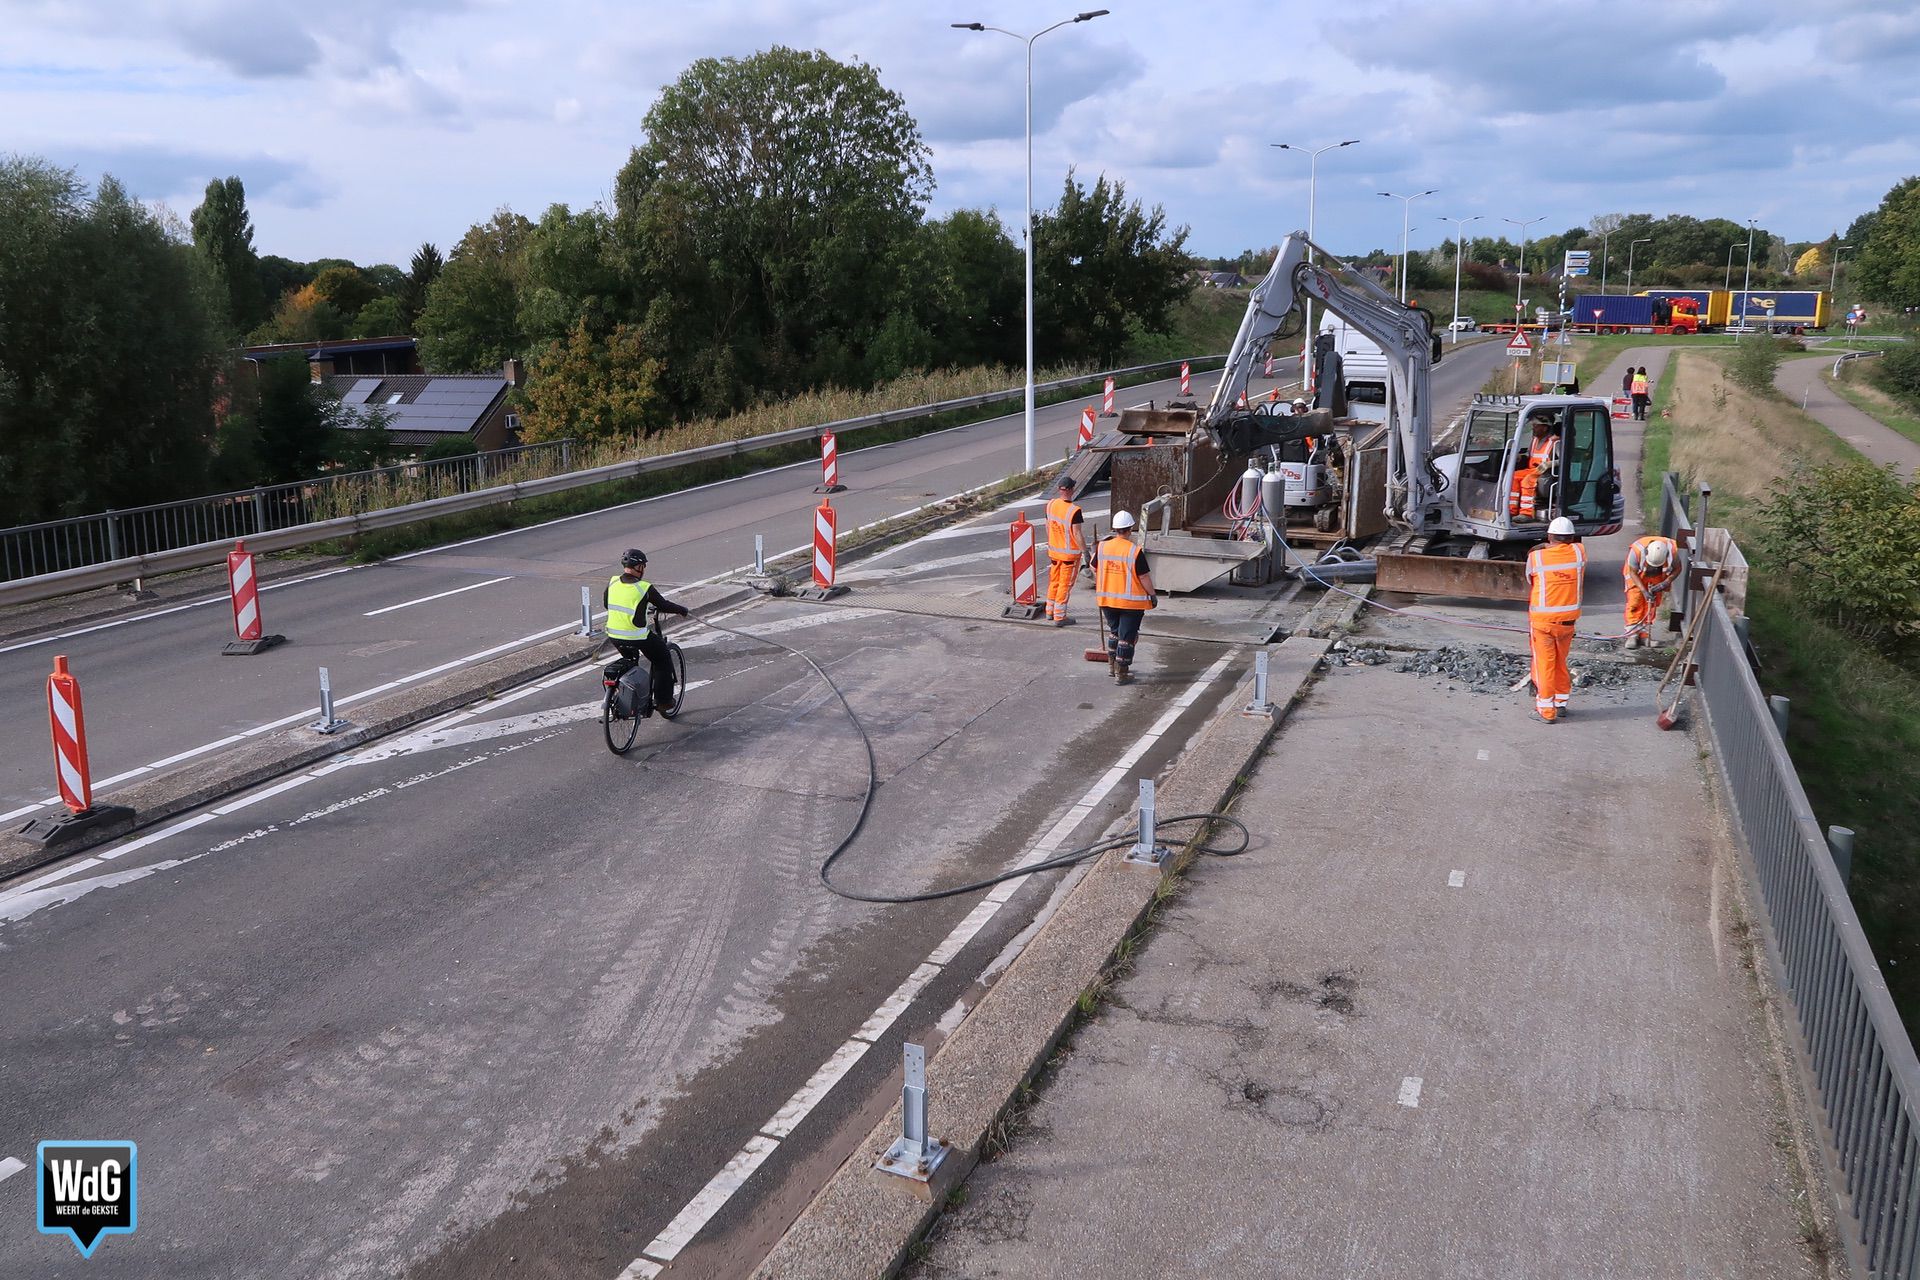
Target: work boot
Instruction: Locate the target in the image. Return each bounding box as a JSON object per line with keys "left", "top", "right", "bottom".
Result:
{"left": 1530, "top": 709, "right": 1556, "bottom": 725}
{"left": 1115, "top": 664, "right": 1134, "bottom": 686}
{"left": 1054, "top": 615, "right": 1073, "bottom": 627}
{"left": 1108, "top": 657, "right": 1119, "bottom": 678}
{"left": 1625, "top": 633, "right": 1643, "bottom": 650}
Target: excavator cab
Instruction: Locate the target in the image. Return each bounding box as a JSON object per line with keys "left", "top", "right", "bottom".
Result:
{"left": 1443, "top": 395, "right": 1622, "bottom": 539}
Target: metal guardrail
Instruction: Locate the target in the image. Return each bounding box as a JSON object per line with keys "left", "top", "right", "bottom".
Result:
{"left": 1, "top": 440, "right": 576, "bottom": 584}
{"left": 0, "top": 357, "right": 1221, "bottom": 607}
{"left": 1834, "top": 349, "right": 1886, "bottom": 379}
{"left": 1669, "top": 473, "right": 1920, "bottom": 1276}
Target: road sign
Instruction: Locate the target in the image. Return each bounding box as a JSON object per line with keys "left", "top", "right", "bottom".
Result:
{"left": 1564, "top": 250, "right": 1590, "bottom": 277}
{"left": 1506, "top": 330, "right": 1533, "bottom": 354}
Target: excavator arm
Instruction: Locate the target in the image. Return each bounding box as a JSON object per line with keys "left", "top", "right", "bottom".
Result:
{"left": 1203, "top": 233, "right": 1447, "bottom": 530}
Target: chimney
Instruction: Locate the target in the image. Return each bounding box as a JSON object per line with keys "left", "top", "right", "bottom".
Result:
{"left": 502, "top": 357, "right": 526, "bottom": 388}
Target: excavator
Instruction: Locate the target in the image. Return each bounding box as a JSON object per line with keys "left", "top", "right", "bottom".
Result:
{"left": 1119, "top": 232, "right": 1623, "bottom": 600}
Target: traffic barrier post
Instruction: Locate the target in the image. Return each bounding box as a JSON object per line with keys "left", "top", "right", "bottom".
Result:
{"left": 1002, "top": 512, "right": 1044, "bottom": 620}
{"left": 1611, "top": 396, "right": 1631, "bottom": 420}
{"left": 310, "top": 666, "right": 351, "bottom": 735}
{"left": 874, "top": 1043, "right": 948, "bottom": 1181}
{"left": 1125, "top": 777, "right": 1170, "bottom": 866}
{"left": 1179, "top": 361, "right": 1191, "bottom": 397}
{"left": 1078, "top": 406, "right": 1095, "bottom": 450}
{"left": 1236, "top": 389, "right": 1250, "bottom": 410}
{"left": 793, "top": 498, "right": 847, "bottom": 601}
{"left": 1263, "top": 353, "right": 1275, "bottom": 379}
{"left": 814, "top": 429, "right": 846, "bottom": 494}
{"left": 221, "top": 539, "right": 286, "bottom": 656}
{"left": 1100, "top": 376, "right": 1117, "bottom": 418}
{"left": 21, "top": 655, "right": 134, "bottom": 847}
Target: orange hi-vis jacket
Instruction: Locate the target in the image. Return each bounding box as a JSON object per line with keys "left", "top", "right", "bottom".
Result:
{"left": 1630, "top": 372, "right": 1650, "bottom": 396}
{"left": 1095, "top": 536, "right": 1152, "bottom": 610}
{"left": 1046, "top": 496, "right": 1085, "bottom": 563}
{"left": 1511, "top": 435, "right": 1557, "bottom": 518}
{"left": 1624, "top": 534, "right": 1677, "bottom": 592}
{"left": 1527, "top": 541, "right": 1586, "bottom": 620}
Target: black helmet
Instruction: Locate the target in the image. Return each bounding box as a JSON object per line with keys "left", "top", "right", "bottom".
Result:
{"left": 620, "top": 548, "right": 648, "bottom": 569}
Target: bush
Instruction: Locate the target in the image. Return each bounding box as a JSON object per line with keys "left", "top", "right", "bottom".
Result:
{"left": 1878, "top": 344, "right": 1920, "bottom": 404}
{"left": 1728, "top": 337, "right": 1782, "bottom": 395}
{"left": 1758, "top": 460, "right": 1920, "bottom": 653}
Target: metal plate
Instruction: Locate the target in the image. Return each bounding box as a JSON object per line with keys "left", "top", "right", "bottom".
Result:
{"left": 1374, "top": 550, "right": 1528, "bottom": 601}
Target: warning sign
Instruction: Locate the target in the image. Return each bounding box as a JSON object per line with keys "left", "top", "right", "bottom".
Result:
{"left": 1505, "top": 330, "right": 1533, "bottom": 354}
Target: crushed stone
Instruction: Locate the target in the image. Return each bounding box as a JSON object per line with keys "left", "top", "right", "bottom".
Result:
{"left": 1329, "top": 640, "right": 1650, "bottom": 695}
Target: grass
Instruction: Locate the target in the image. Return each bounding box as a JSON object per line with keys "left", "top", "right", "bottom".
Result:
{"left": 1833, "top": 360, "right": 1920, "bottom": 447}
{"left": 1648, "top": 348, "right": 1920, "bottom": 1032}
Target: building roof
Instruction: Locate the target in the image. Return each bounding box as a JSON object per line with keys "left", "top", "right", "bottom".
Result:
{"left": 324, "top": 373, "right": 508, "bottom": 446}
{"left": 244, "top": 334, "right": 420, "bottom": 361}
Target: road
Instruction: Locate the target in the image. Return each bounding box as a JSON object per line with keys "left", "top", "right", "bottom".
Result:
{"left": 1776, "top": 353, "right": 1920, "bottom": 478}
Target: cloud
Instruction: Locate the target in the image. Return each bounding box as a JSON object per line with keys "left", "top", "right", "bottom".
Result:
{"left": 60, "top": 145, "right": 328, "bottom": 209}
{"left": 173, "top": 5, "right": 324, "bottom": 78}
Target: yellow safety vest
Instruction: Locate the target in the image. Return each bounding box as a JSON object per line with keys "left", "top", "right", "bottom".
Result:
{"left": 1046, "top": 496, "right": 1085, "bottom": 562}
{"left": 607, "top": 575, "right": 650, "bottom": 641}
{"left": 1095, "top": 536, "right": 1152, "bottom": 609}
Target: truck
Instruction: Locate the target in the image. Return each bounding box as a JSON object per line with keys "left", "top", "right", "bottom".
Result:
{"left": 1317, "top": 314, "right": 1389, "bottom": 423}
{"left": 1728, "top": 289, "right": 1828, "bottom": 331}
{"left": 1571, "top": 294, "right": 1701, "bottom": 335}
{"left": 1640, "top": 289, "right": 1730, "bottom": 328}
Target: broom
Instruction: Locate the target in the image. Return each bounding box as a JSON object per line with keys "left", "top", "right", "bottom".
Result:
{"left": 1082, "top": 556, "right": 1109, "bottom": 662}
{"left": 1655, "top": 561, "right": 1727, "bottom": 730}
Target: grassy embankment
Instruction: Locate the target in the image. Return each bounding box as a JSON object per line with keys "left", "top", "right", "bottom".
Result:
{"left": 1833, "top": 359, "right": 1920, "bottom": 447}
{"left": 1654, "top": 347, "right": 1920, "bottom": 1032}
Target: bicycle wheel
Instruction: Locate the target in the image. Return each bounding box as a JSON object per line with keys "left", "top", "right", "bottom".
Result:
{"left": 659, "top": 644, "right": 687, "bottom": 720}
{"left": 603, "top": 682, "right": 640, "bottom": 755}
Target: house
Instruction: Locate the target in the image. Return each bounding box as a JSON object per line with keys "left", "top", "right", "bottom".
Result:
{"left": 1204, "top": 271, "right": 1247, "bottom": 289}
{"left": 242, "top": 335, "right": 423, "bottom": 378}
{"left": 324, "top": 359, "right": 527, "bottom": 455}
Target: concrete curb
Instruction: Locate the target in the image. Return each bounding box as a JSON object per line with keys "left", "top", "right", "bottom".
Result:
{"left": 749, "top": 634, "right": 1332, "bottom": 1280}
{"left": 1299, "top": 580, "right": 1373, "bottom": 638}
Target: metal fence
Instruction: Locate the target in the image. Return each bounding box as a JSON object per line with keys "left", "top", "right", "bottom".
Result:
{"left": 1, "top": 440, "right": 575, "bottom": 583}
{"left": 1670, "top": 473, "right": 1920, "bottom": 1276}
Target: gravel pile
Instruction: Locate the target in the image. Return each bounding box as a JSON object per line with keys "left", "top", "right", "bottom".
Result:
{"left": 1329, "top": 641, "right": 1646, "bottom": 694}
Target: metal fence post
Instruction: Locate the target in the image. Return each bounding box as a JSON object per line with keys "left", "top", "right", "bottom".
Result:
{"left": 1769, "top": 695, "right": 1790, "bottom": 739}
{"left": 105, "top": 511, "right": 123, "bottom": 562}
{"left": 561, "top": 440, "right": 573, "bottom": 473}
{"left": 874, "top": 1043, "right": 948, "bottom": 1181}
{"left": 250, "top": 487, "right": 268, "bottom": 535}
{"left": 311, "top": 667, "right": 351, "bottom": 734}
{"left": 1242, "top": 650, "right": 1274, "bottom": 718}
{"left": 754, "top": 534, "right": 765, "bottom": 576}
{"left": 1828, "top": 826, "right": 1855, "bottom": 884}
{"left": 1126, "top": 777, "right": 1170, "bottom": 866}
{"left": 576, "top": 586, "right": 594, "bottom": 639}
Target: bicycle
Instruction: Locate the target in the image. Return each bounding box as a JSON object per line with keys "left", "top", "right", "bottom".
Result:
{"left": 602, "top": 607, "right": 686, "bottom": 755}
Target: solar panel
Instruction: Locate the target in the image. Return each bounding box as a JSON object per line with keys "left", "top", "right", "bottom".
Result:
{"left": 414, "top": 381, "right": 501, "bottom": 406}
{"left": 340, "top": 378, "right": 381, "bottom": 405}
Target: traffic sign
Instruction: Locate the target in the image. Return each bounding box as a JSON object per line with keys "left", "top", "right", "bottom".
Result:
{"left": 1564, "top": 249, "right": 1590, "bottom": 277}
{"left": 1506, "top": 330, "right": 1533, "bottom": 354}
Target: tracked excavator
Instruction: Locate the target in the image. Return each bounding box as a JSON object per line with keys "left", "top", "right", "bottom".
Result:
{"left": 1106, "top": 232, "right": 1623, "bottom": 600}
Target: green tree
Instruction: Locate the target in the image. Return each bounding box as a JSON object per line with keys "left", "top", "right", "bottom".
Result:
{"left": 191, "top": 175, "right": 263, "bottom": 334}
{"left": 0, "top": 157, "right": 220, "bottom": 521}
{"left": 416, "top": 209, "right": 531, "bottom": 371}
{"left": 1033, "top": 170, "right": 1192, "bottom": 365}
{"left": 918, "top": 209, "right": 1022, "bottom": 368}
{"left": 1853, "top": 176, "right": 1920, "bottom": 310}
{"left": 255, "top": 254, "right": 315, "bottom": 315}
{"left": 399, "top": 242, "right": 443, "bottom": 329}
{"left": 613, "top": 46, "right": 933, "bottom": 413}
{"left": 518, "top": 203, "right": 626, "bottom": 349}
{"left": 253, "top": 282, "right": 347, "bottom": 343}
{"left": 518, "top": 319, "right": 667, "bottom": 443}
{"left": 351, "top": 295, "right": 407, "bottom": 338}
{"left": 1759, "top": 461, "right": 1920, "bottom": 654}
{"left": 224, "top": 353, "right": 335, "bottom": 483}
{"left": 309, "top": 264, "right": 378, "bottom": 319}
{"left": 1729, "top": 335, "right": 1784, "bottom": 395}
{"left": 331, "top": 403, "right": 397, "bottom": 470}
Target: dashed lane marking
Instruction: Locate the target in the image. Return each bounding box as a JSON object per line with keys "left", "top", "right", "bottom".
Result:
{"left": 1398, "top": 1077, "right": 1425, "bottom": 1108}
{"left": 1448, "top": 870, "right": 1466, "bottom": 888}
{"left": 0, "top": 1156, "right": 25, "bottom": 1184}
{"left": 363, "top": 575, "right": 511, "bottom": 616}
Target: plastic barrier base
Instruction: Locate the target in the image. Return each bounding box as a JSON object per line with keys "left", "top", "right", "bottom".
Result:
{"left": 17, "top": 803, "right": 135, "bottom": 849}
{"left": 222, "top": 634, "right": 287, "bottom": 657}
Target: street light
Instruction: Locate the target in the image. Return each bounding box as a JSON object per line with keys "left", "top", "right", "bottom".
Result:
{"left": 1503, "top": 215, "right": 1545, "bottom": 323}
{"left": 1830, "top": 241, "right": 1849, "bottom": 296}
{"left": 1440, "top": 215, "right": 1482, "bottom": 344}
{"left": 1379, "top": 189, "right": 1438, "bottom": 302}
{"left": 1626, "top": 237, "right": 1652, "bottom": 292}
{"left": 1272, "top": 139, "right": 1360, "bottom": 383}
{"left": 951, "top": 9, "right": 1109, "bottom": 473}
{"left": 1738, "top": 217, "right": 1758, "bottom": 339}
{"left": 1724, "top": 241, "right": 1749, "bottom": 291}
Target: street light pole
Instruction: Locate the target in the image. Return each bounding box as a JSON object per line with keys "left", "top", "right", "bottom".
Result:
{"left": 1440, "top": 215, "right": 1482, "bottom": 345}
{"left": 952, "top": 10, "right": 1109, "bottom": 473}
{"left": 1738, "top": 217, "right": 1758, "bottom": 339}
{"left": 1724, "top": 242, "right": 1748, "bottom": 291}
{"left": 1503, "top": 215, "right": 1545, "bottom": 324}
{"left": 1626, "top": 237, "right": 1652, "bottom": 292}
{"left": 1272, "top": 139, "right": 1359, "bottom": 389}
{"left": 1829, "top": 241, "right": 1848, "bottom": 296}
{"left": 1379, "top": 189, "right": 1437, "bottom": 302}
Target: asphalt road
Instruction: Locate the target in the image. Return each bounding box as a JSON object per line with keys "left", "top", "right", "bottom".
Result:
{"left": 0, "top": 366, "right": 1245, "bottom": 820}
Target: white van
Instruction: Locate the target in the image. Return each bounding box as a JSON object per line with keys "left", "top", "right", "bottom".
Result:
{"left": 1318, "top": 314, "right": 1390, "bottom": 423}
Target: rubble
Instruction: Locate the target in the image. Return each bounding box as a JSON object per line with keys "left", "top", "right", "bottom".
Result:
{"left": 1328, "top": 640, "right": 1648, "bottom": 695}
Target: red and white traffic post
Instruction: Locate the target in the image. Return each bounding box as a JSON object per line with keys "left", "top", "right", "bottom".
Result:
{"left": 1078, "top": 406, "right": 1095, "bottom": 450}
{"left": 815, "top": 429, "right": 846, "bottom": 494}
{"left": 1263, "top": 353, "right": 1275, "bottom": 379}
{"left": 799, "top": 497, "right": 846, "bottom": 599}
{"left": 1236, "top": 388, "right": 1250, "bottom": 410}
{"left": 1100, "top": 376, "right": 1116, "bottom": 418}
{"left": 1001, "top": 512, "right": 1043, "bottom": 619}
{"left": 24, "top": 655, "right": 133, "bottom": 844}
{"left": 1179, "top": 361, "right": 1191, "bottom": 397}
{"left": 222, "top": 539, "right": 285, "bottom": 655}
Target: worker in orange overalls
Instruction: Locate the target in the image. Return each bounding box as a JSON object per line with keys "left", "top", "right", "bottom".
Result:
{"left": 1622, "top": 534, "right": 1678, "bottom": 649}
{"left": 1044, "top": 476, "right": 1089, "bottom": 626}
{"left": 1509, "top": 417, "right": 1560, "bottom": 521}
{"left": 1095, "top": 510, "right": 1157, "bottom": 685}
{"left": 1525, "top": 516, "right": 1586, "bottom": 724}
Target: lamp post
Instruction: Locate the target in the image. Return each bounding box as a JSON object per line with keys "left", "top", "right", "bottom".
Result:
{"left": 1626, "top": 237, "right": 1652, "bottom": 292}
{"left": 1829, "top": 241, "right": 1848, "bottom": 296}
{"left": 1724, "top": 241, "right": 1749, "bottom": 291}
{"left": 1440, "top": 215, "right": 1482, "bottom": 345}
{"left": 951, "top": 9, "right": 1109, "bottom": 473}
{"left": 1503, "top": 215, "right": 1545, "bottom": 323}
{"left": 1379, "top": 189, "right": 1438, "bottom": 302}
{"left": 1738, "top": 217, "right": 1758, "bottom": 339}
{"left": 1272, "top": 139, "right": 1360, "bottom": 382}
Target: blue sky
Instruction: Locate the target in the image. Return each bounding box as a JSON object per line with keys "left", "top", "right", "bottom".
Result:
{"left": 4, "top": 0, "right": 1916, "bottom": 265}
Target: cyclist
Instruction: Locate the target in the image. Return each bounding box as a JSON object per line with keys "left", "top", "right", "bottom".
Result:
{"left": 604, "top": 548, "right": 690, "bottom": 715}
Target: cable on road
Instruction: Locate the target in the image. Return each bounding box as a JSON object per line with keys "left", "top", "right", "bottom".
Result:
{"left": 687, "top": 615, "right": 1250, "bottom": 905}
{"left": 1292, "top": 557, "right": 1636, "bottom": 643}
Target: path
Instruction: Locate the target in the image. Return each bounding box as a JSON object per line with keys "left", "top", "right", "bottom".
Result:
{"left": 1777, "top": 353, "right": 1920, "bottom": 478}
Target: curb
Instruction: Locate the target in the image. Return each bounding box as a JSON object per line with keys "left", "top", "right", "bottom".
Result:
{"left": 749, "top": 634, "right": 1332, "bottom": 1280}
{"left": 1299, "top": 580, "right": 1372, "bottom": 638}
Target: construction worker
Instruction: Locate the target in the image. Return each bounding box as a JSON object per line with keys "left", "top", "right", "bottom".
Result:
{"left": 1622, "top": 533, "right": 1678, "bottom": 649}
{"left": 1044, "top": 476, "right": 1089, "bottom": 626}
{"left": 604, "top": 548, "right": 691, "bottom": 714}
{"left": 1095, "top": 510, "right": 1157, "bottom": 685}
{"left": 1525, "top": 516, "right": 1586, "bottom": 724}
{"left": 1510, "top": 417, "right": 1560, "bottom": 521}
{"left": 1629, "top": 366, "right": 1651, "bottom": 420}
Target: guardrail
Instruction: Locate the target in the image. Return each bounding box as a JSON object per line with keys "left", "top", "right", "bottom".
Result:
{"left": 1669, "top": 473, "right": 1920, "bottom": 1276}
{"left": 0, "top": 356, "right": 1220, "bottom": 607}
{"left": 1, "top": 440, "right": 577, "bottom": 584}
{"left": 1834, "top": 349, "right": 1886, "bottom": 379}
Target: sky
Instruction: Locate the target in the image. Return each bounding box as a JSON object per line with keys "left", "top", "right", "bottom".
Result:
{"left": 4, "top": 0, "right": 1918, "bottom": 268}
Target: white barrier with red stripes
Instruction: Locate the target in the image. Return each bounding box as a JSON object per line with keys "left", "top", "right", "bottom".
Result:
{"left": 812, "top": 499, "right": 837, "bottom": 590}
{"left": 1008, "top": 512, "right": 1038, "bottom": 606}
{"left": 47, "top": 655, "right": 92, "bottom": 813}
{"left": 228, "top": 540, "right": 262, "bottom": 641}
{"left": 1236, "top": 388, "right": 1249, "bottom": 409}
{"left": 1179, "top": 361, "right": 1191, "bottom": 396}
{"left": 1611, "top": 397, "right": 1631, "bottom": 420}
{"left": 1263, "top": 353, "right": 1275, "bottom": 379}
{"left": 1101, "top": 376, "right": 1116, "bottom": 417}
{"left": 1078, "top": 406, "right": 1095, "bottom": 450}
{"left": 815, "top": 429, "right": 846, "bottom": 493}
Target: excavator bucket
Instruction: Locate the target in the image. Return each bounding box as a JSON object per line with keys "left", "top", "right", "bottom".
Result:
{"left": 1374, "top": 550, "right": 1528, "bottom": 601}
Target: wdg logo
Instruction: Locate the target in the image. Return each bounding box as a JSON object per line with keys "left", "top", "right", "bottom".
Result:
{"left": 37, "top": 1142, "right": 137, "bottom": 1257}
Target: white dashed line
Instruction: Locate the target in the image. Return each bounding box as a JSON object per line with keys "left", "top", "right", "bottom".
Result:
{"left": 363, "top": 575, "right": 511, "bottom": 616}
{"left": 0, "top": 1156, "right": 25, "bottom": 1183}
{"left": 1476, "top": 749, "right": 1489, "bottom": 761}
{"left": 1398, "top": 1076, "right": 1425, "bottom": 1108}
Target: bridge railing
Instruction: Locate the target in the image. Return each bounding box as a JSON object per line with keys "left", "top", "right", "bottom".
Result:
{"left": 1675, "top": 473, "right": 1920, "bottom": 1275}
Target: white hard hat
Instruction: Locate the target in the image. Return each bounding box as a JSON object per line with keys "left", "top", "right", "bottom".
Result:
{"left": 1548, "top": 516, "right": 1576, "bottom": 537}
{"left": 1645, "top": 539, "right": 1671, "bottom": 567}
{"left": 1111, "top": 510, "right": 1137, "bottom": 531}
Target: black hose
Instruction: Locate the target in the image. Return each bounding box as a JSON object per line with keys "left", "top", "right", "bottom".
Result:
{"left": 688, "top": 614, "right": 1252, "bottom": 904}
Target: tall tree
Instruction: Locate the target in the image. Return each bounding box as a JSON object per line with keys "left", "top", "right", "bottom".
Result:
{"left": 518, "top": 203, "right": 626, "bottom": 349}
{"left": 400, "top": 242, "right": 443, "bottom": 329}
{"left": 225, "top": 353, "right": 336, "bottom": 483}
{"left": 0, "top": 157, "right": 219, "bottom": 522}
{"left": 1033, "top": 170, "right": 1192, "bottom": 365}
{"left": 1853, "top": 176, "right": 1920, "bottom": 310}
{"left": 612, "top": 46, "right": 933, "bottom": 413}
{"left": 191, "top": 176, "right": 263, "bottom": 334}
{"left": 416, "top": 209, "right": 531, "bottom": 371}
{"left": 519, "top": 319, "right": 667, "bottom": 443}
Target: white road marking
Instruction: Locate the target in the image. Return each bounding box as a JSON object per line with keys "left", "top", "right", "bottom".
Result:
{"left": 1398, "top": 1076, "right": 1425, "bottom": 1108}
{"left": 615, "top": 1260, "right": 662, "bottom": 1280}
{"left": 841, "top": 548, "right": 1005, "bottom": 583}
{"left": 1448, "top": 870, "right": 1466, "bottom": 888}
{"left": 619, "top": 648, "right": 1239, "bottom": 1276}
{"left": 362, "top": 575, "right": 511, "bottom": 616}
{"left": 0, "top": 565, "right": 362, "bottom": 656}
{"left": 0, "top": 1156, "right": 25, "bottom": 1184}
{"left": 1476, "top": 749, "right": 1489, "bottom": 761}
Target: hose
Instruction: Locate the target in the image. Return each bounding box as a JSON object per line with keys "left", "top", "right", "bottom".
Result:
{"left": 688, "top": 614, "right": 1251, "bottom": 904}
{"left": 1292, "top": 558, "right": 1636, "bottom": 642}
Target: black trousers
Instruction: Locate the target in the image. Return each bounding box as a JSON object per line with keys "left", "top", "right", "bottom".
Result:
{"left": 1101, "top": 606, "right": 1145, "bottom": 666}
{"left": 607, "top": 635, "right": 676, "bottom": 707}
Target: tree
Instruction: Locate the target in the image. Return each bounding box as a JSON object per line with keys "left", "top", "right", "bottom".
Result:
{"left": 227, "top": 353, "right": 335, "bottom": 483}
{"left": 416, "top": 208, "right": 531, "bottom": 371}
{"left": 351, "top": 295, "right": 406, "bottom": 338}
{"left": 1033, "top": 169, "right": 1192, "bottom": 365}
{"left": 255, "top": 282, "right": 347, "bottom": 343}
{"left": 331, "top": 403, "right": 397, "bottom": 471}
{"left": 518, "top": 203, "right": 626, "bottom": 349}
{"left": 400, "top": 242, "right": 443, "bottom": 329}
{"left": 309, "top": 264, "right": 378, "bottom": 319}
{"left": 256, "top": 254, "right": 315, "bottom": 314}
{"left": 191, "top": 176, "right": 263, "bottom": 334}
{"left": 1795, "top": 245, "right": 1828, "bottom": 278}
{"left": 612, "top": 46, "right": 934, "bottom": 413}
{"left": 0, "top": 157, "right": 220, "bottom": 522}
{"left": 518, "top": 319, "right": 667, "bottom": 443}
{"left": 1853, "top": 176, "right": 1920, "bottom": 310}
{"left": 916, "top": 209, "right": 1022, "bottom": 368}
{"left": 1759, "top": 461, "right": 1920, "bottom": 654}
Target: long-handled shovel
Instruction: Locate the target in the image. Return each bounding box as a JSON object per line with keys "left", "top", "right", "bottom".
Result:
{"left": 1656, "top": 561, "right": 1728, "bottom": 730}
